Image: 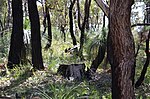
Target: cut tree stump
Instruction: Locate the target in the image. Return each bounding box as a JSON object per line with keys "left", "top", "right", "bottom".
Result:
{"left": 57, "top": 63, "right": 86, "bottom": 80}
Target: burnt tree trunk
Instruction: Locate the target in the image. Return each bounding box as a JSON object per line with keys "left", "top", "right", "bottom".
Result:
{"left": 57, "top": 63, "right": 85, "bottom": 80}
{"left": 86, "top": 44, "right": 106, "bottom": 79}
{"left": 7, "top": 0, "right": 23, "bottom": 69}
{"left": 77, "top": 0, "right": 91, "bottom": 60}
{"left": 145, "top": 2, "right": 150, "bottom": 24}
{"left": 89, "top": 13, "right": 106, "bottom": 72}
{"left": 0, "top": 20, "right": 4, "bottom": 37}
{"left": 28, "top": 0, "right": 44, "bottom": 70}
{"left": 69, "top": 0, "right": 77, "bottom": 46}
{"left": 107, "top": 0, "right": 135, "bottom": 98}
{"left": 135, "top": 32, "right": 150, "bottom": 88}
{"left": 90, "top": 41, "right": 106, "bottom": 72}
{"left": 44, "top": 2, "right": 52, "bottom": 50}
{"left": 135, "top": 2, "right": 150, "bottom": 88}
{"left": 85, "top": 18, "right": 89, "bottom": 31}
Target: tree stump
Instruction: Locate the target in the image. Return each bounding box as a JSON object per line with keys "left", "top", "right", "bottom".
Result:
{"left": 57, "top": 63, "right": 86, "bottom": 80}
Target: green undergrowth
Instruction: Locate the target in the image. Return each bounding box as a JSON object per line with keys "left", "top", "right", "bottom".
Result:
{"left": 0, "top": 29, "right": 150, "bottom": 99}
{"left": 0, "top": 64, "right": 150, "bottom": 98}
{"left": 0, "top": 66, "right": 112, "bottom": 99}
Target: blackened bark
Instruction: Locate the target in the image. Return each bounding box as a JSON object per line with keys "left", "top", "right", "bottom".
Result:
{"left": 135, "top": 31, "right": 150, "bottom": 88}
{"left": 85, "top": 18, "right": 89, "bottom": 31}
{"left": 0, "top": 20, "right": 4, "bottom": 37}
{"left": 77, "top": 0, "right": 91, "bottom": 60}
{"left": 146, "top": 2, "right": 150, "bottom": 24}
{"left": 69, "top": 0, "right": 77, "bottom": 46}
{"left": 28, "top": 0, "right": 44, "bottom": 70}
{"left": 79, "top": 29, "right": 85, "bottom": 60}
{"left": 42, "top": 14, "right": 46, "bottom": 35}
{"left": 77, "top": 0, "right": 83, "bottom": 59}
{"left": 7, "top": 0, "right": 23, "bottom": 69}
{"left": 57, "top": 63, "right": 85, "bottom": 80}
{"left": 45, "top": 4, "right": 52, "bottom": 50}
{"left": 59, "top": 28, "right": 66, "bottom": 42}
{"left": 90, "top": 43, "right": 106, "bottom": 72}
{"left": 134, "top": 1, "right": 150, "bottom": 88}
{"left": 89, "top": 14, "right": 106, "bottom": 72}
{"left": 107, "top": 0, "right": 135, "bottom": 98}
{"left": 60, "top": 25, "right": 66, "bottom": 42}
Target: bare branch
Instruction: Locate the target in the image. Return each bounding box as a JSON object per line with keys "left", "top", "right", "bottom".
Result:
{"left": 131, "top": 23, "right": 150, "bottom": 27}
{"left": 94, "top": 0, "right": 109, "bottom": 17}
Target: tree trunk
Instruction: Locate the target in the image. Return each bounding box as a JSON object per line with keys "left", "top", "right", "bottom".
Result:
{"left": 0, "top": 19, "right": 4, "bottom": 37}
{"left": 145, "top": 2, "right": 150, "bottom": 24}
{"left": 107, "top": 0, "right": 135, "bottom": 98}
{"left": 85, "top": 18, "right": 89, "bottom": 31}
{"left": 135, "top": 30, "right": 150, "bottom": 88}
{"left": 44, "top": 2, "right": 52, "bottom": 50}
{"left": 77, "top": 0, "right": 91, "bottom": 60}
{"left": 90, "top": 41, "right": 106, "bottom": 72}
{"left": 86, "top": 14, "right": 106, "bottom": 79}
{"left": 28, "top": 0, "right": 44, "bottom": 70}
{"left": 90, "top": 13, "right": 106, "bottom": 72}
{"left": 7, "top": 0, "right": 23, "bottom": 69}
{"left": 69, "top": 0, "right": 77, "bottom": 46}
{"left": 135, "top": 2, "right": 150, "bottom": 88}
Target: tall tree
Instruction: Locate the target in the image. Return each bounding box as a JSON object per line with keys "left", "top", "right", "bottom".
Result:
{"left": 135, "top": 1, "right": 150, "bottom": 88}
{"left": 135, "top": 30, "right": 150, "bottom": 88}
{"left": 69, "top": 0, "right": 77, "bottom": 46}
{"left": 44, "top": 0, "right": 52, "bottom": 50}
{"left": 28, "top": 0, "right": 44, "bottom": 70}
{"left": 7, "top": 0, "right": 23, "bottom": 69}
{"left": 89, "top": 14, "right": 106, "bottom": 73}
{"left": 107, "top": 0, "right": 135, "bottom": 98}
{"left": 77, "top": 0, "right": 91, "bottom": 60}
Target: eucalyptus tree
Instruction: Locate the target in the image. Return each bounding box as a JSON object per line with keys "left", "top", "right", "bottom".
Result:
{"left": 44, "top": 0, "right": 52, "bottom": 50}
{"left": 69, "top": 0, "right": 77, "bottom": 47}
{"left": 46, "top": 0, "right": 68, "bottom": 42}
{"left": 28, "top": 0, "right": 44, "bottom": 70}
{"left": 135, "top": 1, "right": 150, "bottom": 88}
{"left": 107, "top": 0, "right": 135, "bottom": 98}
{"left": 77, "top": 0, "right": 91, "bottom": 60}
{"left": 7, "top": 0, "right": 24, "bottom": 69}
{"left": 88, "top": 14, "right": 106, "bottom": 74}
{"left": 93, "top": 0, "right": 136, "bottom": 98}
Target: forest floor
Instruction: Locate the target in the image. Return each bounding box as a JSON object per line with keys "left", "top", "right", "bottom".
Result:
{"left": 0, "top": 66, "right": 150, "bottom": 99}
